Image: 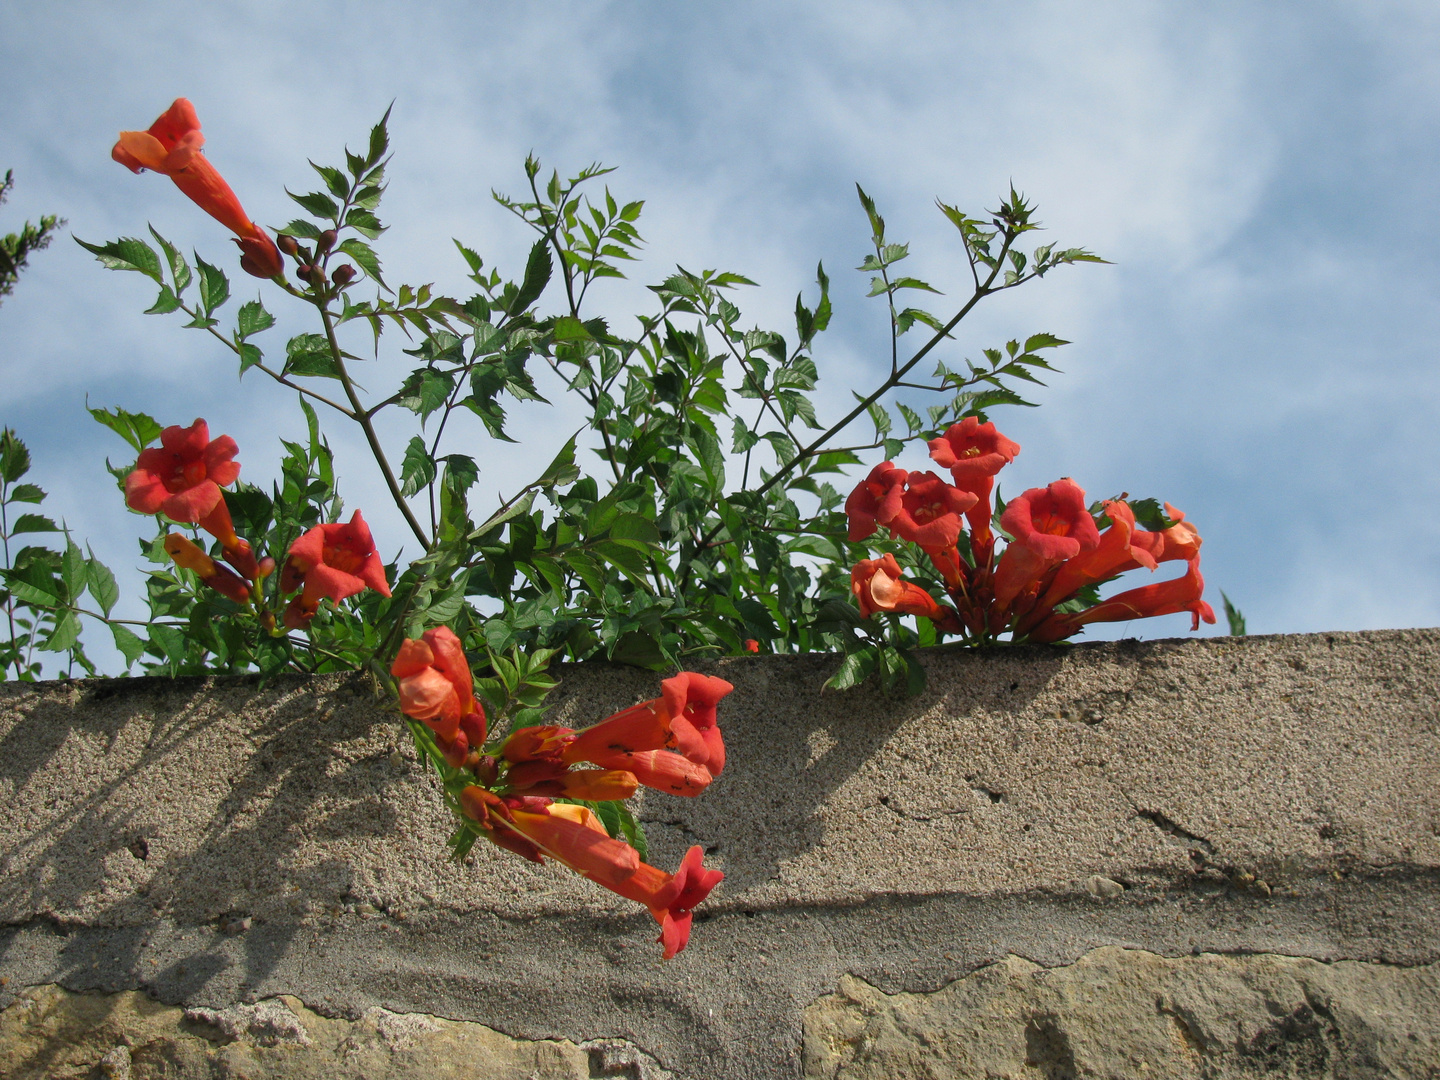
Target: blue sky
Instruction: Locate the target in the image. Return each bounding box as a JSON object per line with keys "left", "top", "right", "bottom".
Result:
{"left": 2, "top": 1, "right": 1438, "bottom": 670}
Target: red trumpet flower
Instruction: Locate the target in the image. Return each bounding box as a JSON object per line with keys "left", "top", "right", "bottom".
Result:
{"left": 844, "top": 462, "right": 909, "bottom": 542}
{"left": 460, "top": 789, "right": 723, "bottom": 958}
{"left": 391, "top": 625, "right": 486, "bottom": 752}
{"left": 113, "top": 98, "right": 283, "bottom": 278}
{"left": 1028, "top": 557, "right": 1217, "bottom": 642}
{"left": 990, "top": 479, "right": 1100, "bottom": 609}
{"left": 851, "top": 553, "right": 962, "bottom": 630}
{"left": 280, "top": 510, "right": 391, "bottom": 628}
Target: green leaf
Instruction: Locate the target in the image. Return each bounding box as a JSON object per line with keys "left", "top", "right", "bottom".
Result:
{"left": 344, "top": 208, "right": 385, "bottom": 239}
{"left": 144, "top": 285, "right": 182, "bottom": 315}
{"left": 86, "top": 550, "right": 119, "bottom": 616}
{"left": 7, "top": 483, "right": 44, "bottom": 504}
{"left": 10, "top": 513, "right": 58, "bottom": 534}
{"left": 367, "top": 105, "right": 392, "bottom": 166}
{"left": 237, "top": 299, "right": 275, "bottom": 339}
{"left": 195, "top": 254, "right": 230, "bottom": 314}
{"left": 148, "top": 227, "right": 192, "bottom": 293}
{"left": 0, "top": 429, "right": 30, "bottom": 483}
{"left": 61, "top": 540, "right": 86, "bottom": 600}
{"left": 74, "top": 236, "right": 164, "bottom": 282}
{"left": 824, "top": 648, "right": 876, "bottom": 691}
{"left": 1221, "top": 592, "right": 1247, "bottom": 637}
{"left": 111, "top": 623, "right": 146, "bottom": 667}
{"left": 311, "top": 160, "right": 351, "bottom": 200}
{"left": 399, "top": 436, "right": 436, "bottom": 498}
{"left": 287, "top": 188, "right": 340, "bottom": 219}
{"left": 615, "top": 802, "right": 647, "bottom": 862}
{"left": 337, "top": 238, "right": 387, "bottom": 290}
{"left": 88, "top": 405, "right": 162, "bottom": 453}
{"left": 280, "top": 219, "right": 323, "bottom": 240}
{"left": 45, "top": 611, "right": 81, "bottom": 652}
{"left": 237, "top": 343, "right": 263, "bottom": 375}
{"left": 509, "top": 238, "right": 553, "bottom": 315}
{"left": 283, "top": 333, "right": 341, "bottom": 380}
{"left": 609, "top": 630, "right": 667, "bottom": 669}
{"left": 3, "top": 565, "right": 61, "bottom": 606}
{"left": 609, "top": 513, "right": 660, "bottom": 545}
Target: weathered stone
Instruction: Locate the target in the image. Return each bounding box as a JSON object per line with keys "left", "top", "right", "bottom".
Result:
{"left": 804, "top": 947, "right": 1440, "bottom": 1079}
{"left": 0, "top": 983, "right": 656, "bottom": 1079}
{"left": 1, "top": 630, "right": 1437, "bottom": 1078}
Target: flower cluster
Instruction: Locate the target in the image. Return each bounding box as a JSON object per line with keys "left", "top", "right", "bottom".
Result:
{"left": 393, "top": 626, "right": 729, "bottom": 959}
{"left": 124, "top": 419, "right": 391, "bottom": 628}
{"left": 847, "top": 416, "right": 1215, "bottom": 642}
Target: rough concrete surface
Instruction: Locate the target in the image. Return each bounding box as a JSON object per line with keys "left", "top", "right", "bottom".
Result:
{"left": 0, "top": 629, "right": 1437, "bottom": 1077}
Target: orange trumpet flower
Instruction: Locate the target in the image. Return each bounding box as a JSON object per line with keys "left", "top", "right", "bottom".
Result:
{"left": 113, "top": 98, "right": 283, "bottom": 278}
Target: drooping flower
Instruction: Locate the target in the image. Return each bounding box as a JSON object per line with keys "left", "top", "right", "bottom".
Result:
{"left": 125, "top": 419, "right": 240, "bottom": 523}
{"left": 280, "top": 510, "right": 391, "bottom": 627}
{"left": 990, "top": 479, "right": 1101, "bottom": 610}
{"left": 460, "top": 788, "right": 723, "bottom": 959}
{"left": 1131, "top": 503, "right": 1203, "bottom": 565}
{"left": 112, "top": 98, "right": 283, "bottom": 278}
{"left": 844, "top": 462, "right": 908, "bottom": 542}
{"left": 1027, "top": 557, "right": 1217, "bottom": 643}
{"left": 658, "top": 671, "right": 732, "bottom": 776}
{"left": 851, "top": 553, "right": 962, "bottom": 630}
{"left": 391, "top": 626, "right": 486, "bottom": 751}
{"left": 163, "top": 533, "right": 250, "bottom": 604}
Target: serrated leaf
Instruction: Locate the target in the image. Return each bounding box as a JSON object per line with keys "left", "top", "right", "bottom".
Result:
{"left": 311, "top": 160, "right": 351, "bottom": 200}
{"left": 609, "top": 513, "right": 660, "bottom": 545}
{"left": 283, "top": 333, "right": 341, "bottom": 380}
{"left": 148, "top": 227, "right": 192, "bottom": 293}
{"left": 45, "top": 610, "right": 81, "bottom": 652}
{"left": 237, "top": 299, "right": 275, "bottom": 339}
{"left": 195, "top": 254, "right": 230, "bottom": 313}
{"left": 280, "top": 219, "right": 323, "bottom": 240}
{"left": 74, "top": 236, "right": 164, "bottom": 282}
{"left": 287, "top": 188, "right": 340, "bottom": 219}
{"left": 8, "top": 483, "right": 45, "bottom": 504}
{"left": 399, "top": 436, "right": 436, "bottom": 498}
{"left": 237, "top": 342, "right": 263, "bottom": 374}
{"left": 367, "top": 105, "right": 392, "bottom": 166}
{"left": 0, "top": 429, "right": 30, "bottom": 483}
{"left": 337, "top": 237, "right": 387, "bottom": 290}
{"left": 88, "top": 405, "right": 162, "bottom": 453}
{"left": 509, "top": 238, "right": 552, "bottom": 315}
{"left": 10, "top": 513, "right": 58, "bottom": 534}
{"left": 144, "top": 285, "right": 182, "bottom": 315}
{"left": 824, "top": 648, "right": 876, "bottom": 691}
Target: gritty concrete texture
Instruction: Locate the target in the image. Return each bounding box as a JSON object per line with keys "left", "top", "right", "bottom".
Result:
{"left": 804, "top": 947, "right": 1440, "bottom": 1078}
{"left": 1, "top": 629, "right": 1437, "bottom": 1077}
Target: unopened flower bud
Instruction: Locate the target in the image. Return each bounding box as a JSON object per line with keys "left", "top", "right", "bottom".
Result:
{"left": 277, "top": 234, "right": 300, "bottom": 257}
{"left": 475, "top": 755, "right": 500, "bottom": 786}
{"left": 295, "top": 264, "right": 313, "bottom": 282}
{"left": 331, "top": 263, "right": 356, "bottom": 286}
{"left": 317, "top": 229, "right": 338, "bottom": 254}
{"left": 257, "top": 556, "right": 276, "bottom": 579}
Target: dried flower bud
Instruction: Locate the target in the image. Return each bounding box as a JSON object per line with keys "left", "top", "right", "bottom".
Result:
{"left": 277, "top": 234, "right": 300, "bottom": 257}
{"left": 317, "top": 229, "right": 338, "bottom": 254}
{"left": 331, "top": 263, "right": 356, "bottom": 286}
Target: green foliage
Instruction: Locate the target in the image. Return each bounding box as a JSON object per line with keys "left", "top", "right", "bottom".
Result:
{"left": 0, "top": 170, "right": 64, "bottom": 305}
{"left": 40, "top": 110, "right": 1107, "bottom": 690}
{"left": 1222, "top": 592, "right": 1247, "bottom": 637}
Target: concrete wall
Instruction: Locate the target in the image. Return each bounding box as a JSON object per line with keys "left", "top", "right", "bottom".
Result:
{"left": 1, "top": 629, "right": 1437, "bottom": 1078}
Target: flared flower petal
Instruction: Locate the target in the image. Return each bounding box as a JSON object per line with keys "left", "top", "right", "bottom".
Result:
{"left": 991, "top": 479, "right": 1101, "bottom": 608}
{"left": 886, "top": 471, "right": 977, "bottom": 552}
{"left": 114, "top": 98, "right": 283, "bottom": 279}
{"left": 283, "top": 510, "right": 392, "bottom": 618}
{"left": 1029, "top": 557, "right": 1217, "bottom": 642}
{"left": 124, "top": 419, "right": 239, "bottom": 523}
{"left": 844, "top": 462, "right": 908, "bottom": 542}
{"left": 851, "top": 553, "right": 962, "bottom": 630}
{"left": 927, "top": 417, "right": 1021, "bottom": 484}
